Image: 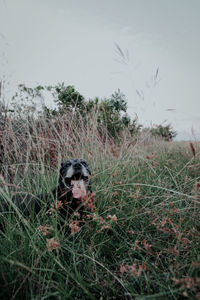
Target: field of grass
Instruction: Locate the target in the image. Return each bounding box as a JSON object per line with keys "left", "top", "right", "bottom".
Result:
{"left": 0, "top": 112, "right": 200, "bottom": 299}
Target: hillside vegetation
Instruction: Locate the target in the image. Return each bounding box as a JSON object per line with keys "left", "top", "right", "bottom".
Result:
{"left": 0, "top": 88, "right": 199, "bottom": 299}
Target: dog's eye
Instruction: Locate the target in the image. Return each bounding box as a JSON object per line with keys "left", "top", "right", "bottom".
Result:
{"left": 81, "top": 161, "right": 87, "bottom": 167}
{"left": 65, "top": 162, "right": 71, "bottom": 167}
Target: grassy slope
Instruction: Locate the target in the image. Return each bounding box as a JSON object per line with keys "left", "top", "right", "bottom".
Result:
{"left": 0, "top": 118, "right": 200, "bottom": 299}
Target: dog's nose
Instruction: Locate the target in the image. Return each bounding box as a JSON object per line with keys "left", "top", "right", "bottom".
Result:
{"left": 74, "top": 162, "right": 82, "bottom": 169}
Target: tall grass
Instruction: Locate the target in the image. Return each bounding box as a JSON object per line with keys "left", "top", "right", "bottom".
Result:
{"left": 0, "top": 110, "right": 200, "bottom": 299}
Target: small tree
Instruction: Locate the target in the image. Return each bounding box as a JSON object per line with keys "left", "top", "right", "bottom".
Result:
{"left": 55, "top": 84, "right": 86, "bottom": 113}
{"left": 11, "top": 84, "right": 45, "bottom": 115}
{"left": 85, "top": 91, "right": 141, "bottom": 140}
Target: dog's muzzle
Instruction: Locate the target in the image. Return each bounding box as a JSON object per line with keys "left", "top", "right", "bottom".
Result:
{"left": 60, "top": 159, "right": 91, "bottom": 198}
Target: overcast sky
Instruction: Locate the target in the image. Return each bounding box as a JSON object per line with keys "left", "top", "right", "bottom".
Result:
{"left": 0, "top": 0, "right": 200, "bottom": 140}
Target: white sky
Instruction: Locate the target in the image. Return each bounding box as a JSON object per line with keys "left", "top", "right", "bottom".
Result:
{"left": 0, "top": 0, "right": 200, "bottom": 140}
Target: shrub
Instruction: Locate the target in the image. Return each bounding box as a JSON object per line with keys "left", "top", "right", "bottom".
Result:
{"left": 150, "top": 124, "right": 177, "bottom": 141}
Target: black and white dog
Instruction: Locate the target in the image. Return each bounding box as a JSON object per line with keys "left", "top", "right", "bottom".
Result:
{"left": 0, "top": 159, "right": 92, "bottom": 227}
{"left": 51, "top": 158, "right": 92, "bottom": 219}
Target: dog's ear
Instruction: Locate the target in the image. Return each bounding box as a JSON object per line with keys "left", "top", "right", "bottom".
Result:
{"left": 60, "top": 160, "right": 72, "bottom": 175}
{"left": 85, "top": 163, "right": 91, "bottom": 175}
{"left": 80, "top": 159, "right": 91, "bottom": 173}
{"left": 59, "top": 163, "right": 64, "bottom": 175}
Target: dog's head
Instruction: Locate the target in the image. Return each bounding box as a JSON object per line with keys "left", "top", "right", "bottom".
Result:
{"left": 59, "top": 159, "right": 91, "bottom": 194}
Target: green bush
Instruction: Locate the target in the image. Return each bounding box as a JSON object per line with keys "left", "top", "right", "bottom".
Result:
{"left": 150, "top": 124, "right": 177, "bottom": 141}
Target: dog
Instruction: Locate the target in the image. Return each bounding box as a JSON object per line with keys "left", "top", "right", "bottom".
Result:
{"left": 49, "top": 158, "right": 92, "bottom": 219}
{"left": 0, "top": 159, "right": 92, "bottom": 229}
